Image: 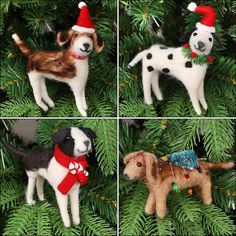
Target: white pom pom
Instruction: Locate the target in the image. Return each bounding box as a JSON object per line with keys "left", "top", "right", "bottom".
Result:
{"left": 78, "top": 1, "right": 86, "bottom": 9}
{"left": 187, "top": 2, "right": 197, "bottom": 11}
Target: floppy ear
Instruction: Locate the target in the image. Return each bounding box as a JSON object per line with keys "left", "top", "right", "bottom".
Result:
{"left": 179, "top": 27, "right": 196, "bottom": 43}
{"left": 52, "top": 127, "right": 70, "bottom": 145}
{"left": 78, "top": 126, "right": 96, "bottom": 139}
{"left": 57, "top": 29, "right": 74, "bottom": 46}
{"left": 92, "top": 32, "right": 104, "bottom": 53}
{"left": 143, "top": 152, "right": 159, "bottom": 183}
{"left": 212, "top": 33, "right": 225, "bottom": 50}
{"left": 123, "top": 151, "right": 144, "bottom": 165}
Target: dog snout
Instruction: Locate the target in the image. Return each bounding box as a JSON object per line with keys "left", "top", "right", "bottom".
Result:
{"left": 83, "top": 43, "right": 90, "bottom": 50}
{"left": 197, "top": 41, "right": 205, "bottom": 49}
{"left": 123, "top": 173, "right": 130, "bottom": 179}
{"left": 84, "top": 140, "right": 90, "bottom": 147}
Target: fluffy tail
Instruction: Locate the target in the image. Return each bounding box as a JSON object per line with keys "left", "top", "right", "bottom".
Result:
{"left": 12, "top": 34, "right": 32, "bottom": 57}
{"left": 4, "top": 143, "right": 29, "bottom": 158}
{"left": 128, "top": 50, "right": 148, "bottom": 68}
{"left": 205, "top": 162, "right": 235, "bottom": 170}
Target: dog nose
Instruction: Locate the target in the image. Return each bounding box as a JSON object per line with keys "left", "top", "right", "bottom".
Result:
{"left": 84, "top": 140, "right": 90, "bottom": 147}
{"left": 197, "top": 41, "right": 205, "bottom": 49}
{"left": 123, "top": 173, "right": 129, "bottom": 179}
{"left": 83, "top": 43, "right": 90, "bottom": 50}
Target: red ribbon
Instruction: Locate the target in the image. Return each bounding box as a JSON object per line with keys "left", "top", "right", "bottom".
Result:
{"left": 54, "top": 146, "right": 89, "bottom": 195}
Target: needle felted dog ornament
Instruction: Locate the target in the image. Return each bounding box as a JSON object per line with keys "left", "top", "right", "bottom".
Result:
{"left": 123, "top": 150, "right": 234, "bottom": 218}
{"left": 12, "top": 2, "right": 104, "bottom": 117}
{"left": 4, "top": 126, "right": 96, "bottom": 227}
{"left": 128, "top": 2, "right": 219, "bottom": 115}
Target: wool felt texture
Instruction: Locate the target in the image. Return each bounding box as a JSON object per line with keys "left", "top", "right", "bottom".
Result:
{"left": 54, "top": 146, "right": 89, "bottom": 195}
{"left": 123, "top": 151, "right": 234, "bottom": 219}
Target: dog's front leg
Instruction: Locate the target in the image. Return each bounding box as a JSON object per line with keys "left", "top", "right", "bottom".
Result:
{"left": 82, "top": 87, "right": 88, "bottom": 111}
{"left": 55, "top": 190, "right": 70, "bottom": 227}
{"left": 145, "top": 191, "right": 156, "bottom": 215}
{"left": 155, "top": 194, "right": 167, "bottom": 219}
{"left": 36, "top": 175, "right": 45, "bottom": 201}
{"left": 142, "top": 68, "right": 154, "bottom": 105}
{"left": 198, "top": 80, "right": 208, "bottom": 110}
{"left": 71, "top": 87, "right": 87, "bottom": 117}
{"left": 69, "top": 188, "right": 80, "bottom": 225}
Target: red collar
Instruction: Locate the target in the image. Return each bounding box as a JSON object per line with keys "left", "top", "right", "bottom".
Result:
{"left": 67, "top": 49, "right": 87, "bottom": 60}
{"left": 54, "top": 146, "right": 89, "bottom": 194}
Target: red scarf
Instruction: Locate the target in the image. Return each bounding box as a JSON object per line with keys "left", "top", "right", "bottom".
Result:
{"left": 54, "top": 146, "right": 89, "bottom": 195}
{"left": 68, "top": 49, "right": 87, "bottom": 60}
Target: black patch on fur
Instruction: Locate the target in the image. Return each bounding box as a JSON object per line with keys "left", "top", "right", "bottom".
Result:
{"left": 160, "top": 46, "right": 167, "bottom": 49}
{"left": 52, "top": 127, "right": 75, "bottom": 157}
{"left": 162, "top": 68, "right": 170, "bottom": 73}
{"left": 147, "top": 66, "right": 154, "bottom": 72}
{"left": 168, "top": 54, "right": 173, "bottom": 60}
{"left": 147, "top": 53, "right": 152, "bottom": 59}
{"left": 185, "top": 61, "right": 192, "bottom": 68}
{"left": 78, "top": 127, "right": 96, "bottom": 139}
{"left": 59, "top": 31, "right": 68, "bottom": 42}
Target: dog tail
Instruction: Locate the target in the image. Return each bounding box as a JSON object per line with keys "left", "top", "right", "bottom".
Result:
{"left": 205, "top": 161, "right": 235, "bottom": 170}
{"left": 128, "top": 50, "right": 148, "bottom": 68}
{"left": 12, "top": 34, "right": 32, "bottom": 57}
{"left": 3, "top": 143, "right": 29, "bottom": 158}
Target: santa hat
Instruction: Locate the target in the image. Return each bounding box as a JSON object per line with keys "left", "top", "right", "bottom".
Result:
{"left": 187, "top": 2, "right": 216, "bottom": 33}
{"left": 72, "top": 2, "right": 95, "bottom": 33}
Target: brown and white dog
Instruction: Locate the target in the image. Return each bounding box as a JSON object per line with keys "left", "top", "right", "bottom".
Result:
{"left": 123, "top": 151, "right": 234, "bottom": 218}
{"left": 12, "top": 30, "right": 104, "bottom": 116}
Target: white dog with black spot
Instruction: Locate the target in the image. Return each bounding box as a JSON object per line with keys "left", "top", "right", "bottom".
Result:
{"left": 128, "top": 2, "right": 218, "bottom": 115}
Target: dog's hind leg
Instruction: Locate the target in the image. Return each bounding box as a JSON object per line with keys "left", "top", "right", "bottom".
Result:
{"left": 26, "top": 171, "right": 37, "bottom": 205}
{"left": 40, "top": 78, "right": 55, "bottom": 108}
{"left": 55, "top": 190, "right": 70, "bottom": 227}
{"left": 151, "top": 71, "right": 163, "bottom": 101}
{"left": 36, "top": 175, "right": 45, "bottom": 201}
{"left": 143, "top": 68, "right": 154, "bottom": 105}
{"left": 69, "top": 187, "right": 80, "bottom": 225}
{"left": 200, "top": 181, "right": 212, "bottom": 205}
{"left": 28, "top": 72, "right": 49, "bottom": 111}
{"left": 198, "top": 80, "right": 208, "bottom": 110}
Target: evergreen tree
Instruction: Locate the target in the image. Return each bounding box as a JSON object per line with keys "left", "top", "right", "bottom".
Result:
{"left": 0, "top": 0, "right": 117, "bottom": 117}
{"left": 0, "top": 119, "right": 117, "bottom": 235}
{"left": 119, "top": 119, "right": 236, "bottom": 236}
{"left": 119, "top": 0, "right": 236, "bottom": 117}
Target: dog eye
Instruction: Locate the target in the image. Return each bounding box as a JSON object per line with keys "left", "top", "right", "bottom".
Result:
{"left": 74, "top": 34, "right": 78, "bottom": 38}
{"left": 193, "top": 32, "right": 197, "bottom": 36}
{"left": 90, "top": 36, "right": 93, "bottom": 39}
{"left": 209, "top": 38, "right": 212, "bottom": 42}
{"left": 137, "top": 162, "right": 142, "bottom": 167}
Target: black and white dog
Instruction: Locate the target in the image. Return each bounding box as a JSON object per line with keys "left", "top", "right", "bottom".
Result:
{"left": 4, "top": 126, "right": 96, "bottom": 227}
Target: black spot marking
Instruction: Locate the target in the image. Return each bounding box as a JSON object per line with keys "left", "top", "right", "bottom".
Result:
{"left": 162, "top": 68, "right": 170, "bottom": 73}
{"left": 185, "top": 61, "right": 192, "bottom": 68}
{"left": 147, "top": 66, "right": 154, "bottom": 72}
{"left": 160, "top": 46, "right": 167, "bottom": 49}
{"left": 147, "top": 53, "right": 152, "bottom": 59}
{"left": 168, "top": 54, "right": 173, "bottom": 60}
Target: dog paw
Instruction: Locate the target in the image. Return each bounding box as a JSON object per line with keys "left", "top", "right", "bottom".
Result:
{"left": 79, "top": 109, "right": 87, "bottom": 117}
{"left": 73, "top": 218, "right": 80, "bottom": 225}
{"left": 145, "top": 208, "right": 155, "bottom": 215}
{"left": 39, "top": 103, "right": 49, "bottom": 112}
{"left": 83, "top": 103, "right": 88, "bottom": 110}
{"left": 157, "top": 211, "right": 167, "bottom": 219}
{"left": 63, "top": 221, "right": 71, "bottom": 228}
{"left": 47, "top": 100, "right": 55, "bottom": 108}
{"left": 144, "top": 99, "right": 153, "bottom": 105}
{"left": 27, "top": 199, "right": 36, "bottom": 205}
{"left": 38, "top": 195, "right": 45, "bottom": 201}
{"left": 128, "top": 64, "right": 132, "bottom": 69}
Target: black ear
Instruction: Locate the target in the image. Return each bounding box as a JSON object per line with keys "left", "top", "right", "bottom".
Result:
{"left": 179, "top": 27, "right": 197, "bottom": 43}
{"left": 52, "top": 127, "right": 70, "bottom": 145}
{"left": 212, "top": 33, "right": 225, "bottom": 50}
{"left": 78, "top": 126, "right": 96, "bottom": 139}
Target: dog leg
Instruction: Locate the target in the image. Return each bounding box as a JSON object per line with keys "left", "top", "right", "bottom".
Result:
{"left": 71, "top": 87, "right": 87, "bottom": 117}
{"left": 185, "top": 86, "right": 202, "bottom": 115}
{"left": 40, "top": 78, "right": 55, "bottom": 108}
{"left": 155, "top": 195, "right": 167, "bottom": 219}
{"left": 82, "top": 88, "right": 88, "bottom": 110}
{"left": 198, "top": 80, "right": 208, "bottom": 110}
{"left": 55, "top": 190, "right": 70, "bottom": 227}
{"left": 200, "top": 181, "right": 212, "bottom": 205}
{"left": 28, "top": 73, "right": 49, "bottom": 111}
{"left": 36, "top": 176, "right": 45, "bottom": 201}
{"left": 26, "top": 176, "right": 37, "bottom": 205}
{"left": 142, "top": 69, "right": 154, "bottom": 105}
{"left": 151, "top": 72, "right": 163, "bottom": 101}
{"left": 145, "top": 191, "right": 156, "bottom": 215}
{"left": 69, "top": 188, "right": 80, "bottom": 225}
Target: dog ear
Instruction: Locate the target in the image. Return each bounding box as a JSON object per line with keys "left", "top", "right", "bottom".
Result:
{"left": 52, "top": 127, "right": 70, "bottom": 145}
{"left": 212, "top": 33, "right": 225, "bottom": 50}
{"left": 92, "top": 32, "right": 104, "bottom": 53}
{"left": 78, "top": 127, "right": 96, "bottom": 139}
{"left": 57, "top": 29, "right": 74, "bottom": 46}
{"left": 143, "top": 152, "right": 159, "bottom": 183}
{"left": 123, "top": 151, "right": 144, "bottom": 165}
{"left": 179, "top": 27, "right": 196, "bottom": 43}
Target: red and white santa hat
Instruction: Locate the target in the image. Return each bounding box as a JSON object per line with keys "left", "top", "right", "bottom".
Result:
{"left": 72, "top": 2, "right": 95, "bottom": 33}
{"left": 187, "top": 2, "right": 216, "bottom": 33}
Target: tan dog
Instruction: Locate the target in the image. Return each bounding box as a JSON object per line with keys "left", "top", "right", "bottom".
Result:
{"left": 123, "top": 151, "right": 234, "bottom": 218}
